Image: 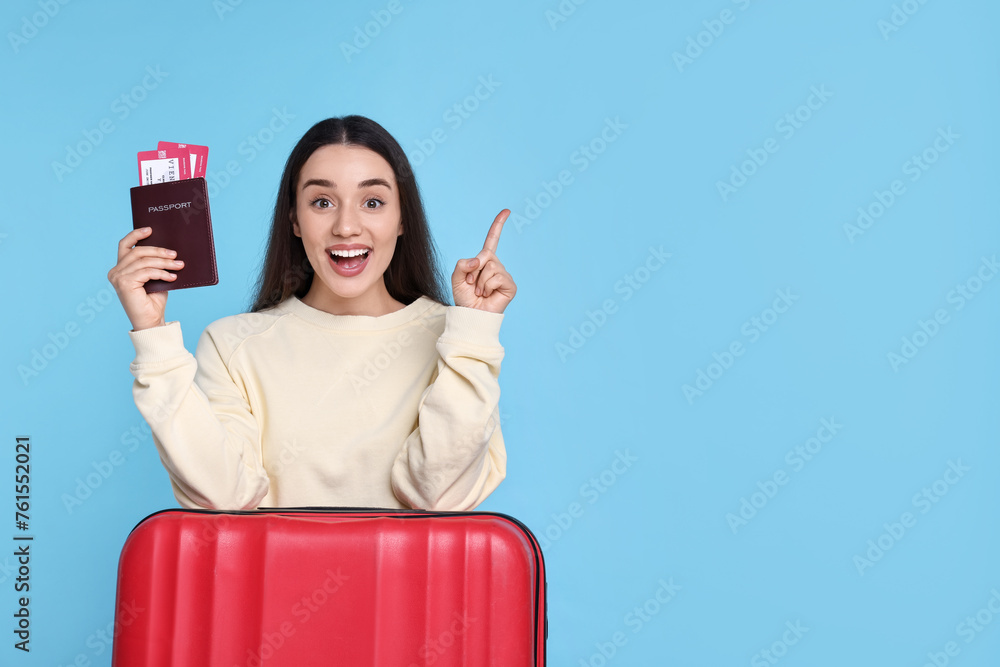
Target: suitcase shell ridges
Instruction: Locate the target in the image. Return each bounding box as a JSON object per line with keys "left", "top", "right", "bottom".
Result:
{"left": 112, "top": 509, "right": 545, "bottom": 666}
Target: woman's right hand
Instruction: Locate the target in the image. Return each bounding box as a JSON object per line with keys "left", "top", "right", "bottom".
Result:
{"left": 107, "top": 227, "right": 183, "bottom": 331}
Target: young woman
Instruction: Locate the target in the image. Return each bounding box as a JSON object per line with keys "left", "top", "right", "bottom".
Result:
{"left": 107, "top": 115, "right": 516, "bottom": 511}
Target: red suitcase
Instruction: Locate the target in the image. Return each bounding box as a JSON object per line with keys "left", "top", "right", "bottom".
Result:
{"left": 111, "top": 508, "right": 546, "bottom": 666}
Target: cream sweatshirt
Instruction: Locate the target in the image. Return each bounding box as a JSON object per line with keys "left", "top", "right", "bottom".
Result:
{"left": 127, "top": 295, "right": 506, "bottom": 511}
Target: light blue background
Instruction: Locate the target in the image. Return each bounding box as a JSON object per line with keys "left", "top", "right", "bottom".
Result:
{"left": 2, "top": 0, "right": 998, "bottom": 664}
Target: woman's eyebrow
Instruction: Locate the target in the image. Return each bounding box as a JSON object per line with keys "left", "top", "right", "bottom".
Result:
{"left": 358, "top": 178, "right": 392, "bottom": 190}
{"left": 301, "top": 177, "right": 392, "bottom": 190}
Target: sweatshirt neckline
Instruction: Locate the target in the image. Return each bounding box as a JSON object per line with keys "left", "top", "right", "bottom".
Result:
{"left": 277, "top": 295, "right": 440, "bottom": 331}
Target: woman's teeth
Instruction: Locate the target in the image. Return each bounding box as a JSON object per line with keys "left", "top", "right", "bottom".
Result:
{"left": 330, "top": 248, "right": 369, "bottom": 258}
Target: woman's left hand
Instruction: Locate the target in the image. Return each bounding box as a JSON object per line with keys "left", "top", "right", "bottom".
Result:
{"left": 452, "top": 209, "right": 517, "bottom": 314}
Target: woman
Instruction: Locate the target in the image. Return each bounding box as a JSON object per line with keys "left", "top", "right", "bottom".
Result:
{"left": 107, "top": 115, "right": 516, "bottom": 511}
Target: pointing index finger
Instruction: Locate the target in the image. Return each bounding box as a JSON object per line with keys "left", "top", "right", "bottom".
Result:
{"left": 482, "top": 209, "right": 510, "bottom": 254}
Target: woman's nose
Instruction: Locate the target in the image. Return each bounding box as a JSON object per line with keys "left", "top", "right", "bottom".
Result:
{"left": 330, "top": 210, "right": 361, "bottom": 237}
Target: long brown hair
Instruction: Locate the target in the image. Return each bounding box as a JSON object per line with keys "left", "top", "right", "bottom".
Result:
{"left": 248, "top": 116, "right": 449, "bottom": 312}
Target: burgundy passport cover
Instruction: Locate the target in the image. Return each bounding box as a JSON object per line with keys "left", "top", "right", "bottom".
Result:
{"left": 130, "top": 177, "right": 218, "bottom": 292}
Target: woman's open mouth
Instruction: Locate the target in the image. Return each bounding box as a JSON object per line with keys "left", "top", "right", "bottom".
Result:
{"left": 327, "top": 248, "right": 370, "bottom": 277}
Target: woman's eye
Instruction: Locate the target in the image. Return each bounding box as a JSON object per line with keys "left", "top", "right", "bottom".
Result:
{"left": 311, "top": 198, "right": 332, "bottom": 209}
{"left": 365, "top": 197, "right": 385, "bottom": 209}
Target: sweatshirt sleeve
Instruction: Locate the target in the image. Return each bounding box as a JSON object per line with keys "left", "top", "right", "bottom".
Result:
{"left": 128, "top": 321, "right": 270, "bottom": 510}
{"left": 391, "top": 306, "right": 507, "bottom": 511}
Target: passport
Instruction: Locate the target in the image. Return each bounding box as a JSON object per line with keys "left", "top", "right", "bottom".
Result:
{"left": 129, "top": 177, "right": 218, "bottom": 293}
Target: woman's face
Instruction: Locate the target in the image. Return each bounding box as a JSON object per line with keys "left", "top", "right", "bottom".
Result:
{"left": 292, "top": 144, "right": 403, "bottom": 316}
